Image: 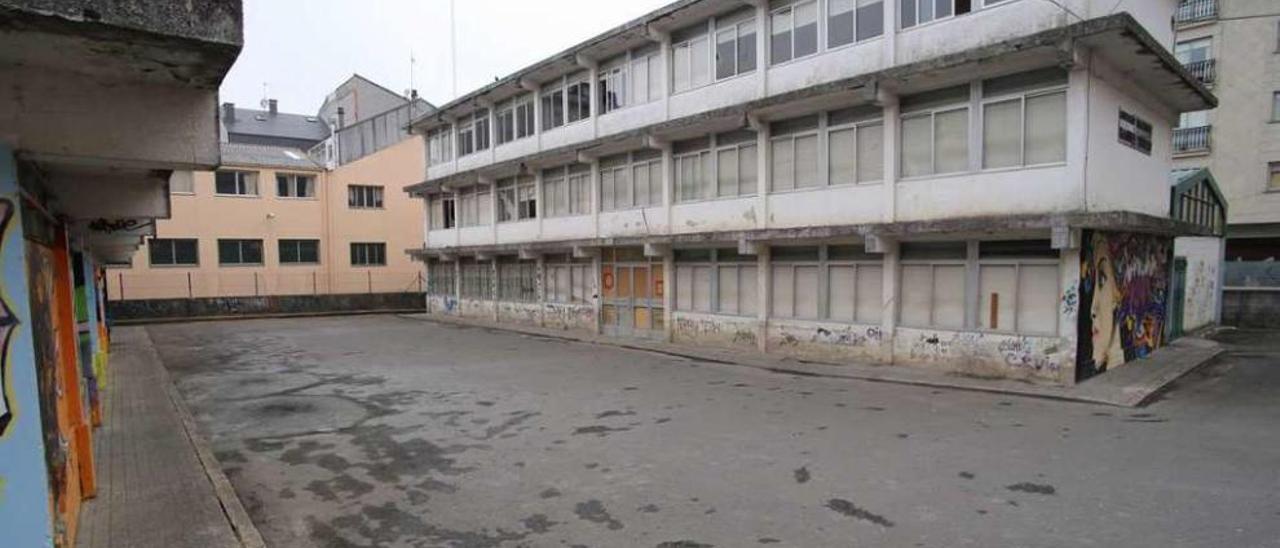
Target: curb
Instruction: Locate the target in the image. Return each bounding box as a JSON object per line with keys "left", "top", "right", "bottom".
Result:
{"left": 142, "top": 329, "right": 267, "bottom": 548}
{"left": 397, "top": 313, "right": 1223, "bottom": 408}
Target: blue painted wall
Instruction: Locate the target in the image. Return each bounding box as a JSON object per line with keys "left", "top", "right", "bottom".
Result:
{"left": 0, "top": 145, "right": 55, "bottom": 546}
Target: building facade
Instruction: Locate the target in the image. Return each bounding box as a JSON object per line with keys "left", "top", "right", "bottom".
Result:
{"left": 1169, "top": 1, "right": 1280, "bottom": 310}
{"left": 410, "top": 0, "right": 1215, "bottom": 386}
{"left": 110, "top": 77, "right": 429, "bottom": 304}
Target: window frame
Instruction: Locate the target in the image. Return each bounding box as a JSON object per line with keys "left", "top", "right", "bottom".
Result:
{"left": 714, "top": 137, "right": 759, "bottom": 199}
{"left": 900, "top": 0, "right": 979, "bottom": 31}
{"left": 347, "top": 184, "right": 385, "bottom": 209}
{"left": 216, "top": 238, "right": 264, "bottom": 266}
{"left": 427, "top": 260, "right": 457, "bottom": 296}
{"left": 277, "top": 238, "right": 321, "bottom": 266}
{"left": 349, "top": 242, "right": 388, "bottom": 267}
{"left": 675, "top": 148, "right": 714, "bottom": 203}
{"left": 541, "top": 164, "right": 593, "bottom": 218}
{"left": 672, "top": 33, "right": 712, "bottom": 94}
{"left": 899, "top": 103, "right": 971, "bottom": 179}
{"left": 770, "top": 0, "right": 819, "bottom": 66}
{"left": 496, "top": 176, "right": 537, "bottom": 223}
{"left": 457, "top": 185, "right": 493, "bottom": 227}
{"left": 214, "top": 170, "right": 259, "bottom": 197}
{"left": 599, "top": 62, "right": 628, "bottom": 115}
{"left": 827, "top": 0, "right": 886, "bottom": 49}
{"left": 770, "top": 126, "right": 822, "bottom": 192}
{"left": 275, "top": 173, "right": 316, "bottom": 199}
{"left": 427, "top": 125, "right": 454, "bottom": 164}
{"left": 975, "top": 255, "right": 1060, "bottom": 336}
{"left": 148, "top": 238, "right": 199, "bottom": 267}
{"left": 897, "top": 255, "right": 967, "bottom": 329}
{"left": 979, "top": 85, "right": 1068, "bottom": 170}
{"left": 1118, "top": 109, "right": 1153, "bottom": 155}
{"left": 714, "top": 17, "right": 758, "bottom": 82}
{"left": 826, "top": 116, "right": 885, "bottom": 186}
{"left": 545, "top": 257, "right": 594, "bottom": 304}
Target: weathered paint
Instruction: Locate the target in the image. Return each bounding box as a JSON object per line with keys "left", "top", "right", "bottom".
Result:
{"left": 1174, "top": 236, "right": 1222, "bottom": 332}
{"left": 0, "top": 144, "right": 56, "bottom": 547}
{"left": 766, "top": 319, "right": 887, "bottom": 364}
{"left": 542, "top": 303, "right": 595, "bottom": 332}
{"left": 894, "top": 327, "right": 1071, "bottom": 384}
{"left": 672, "top": 312, "right": 760, "bottom": 351}
{"left": 106, "top": 292, "right": 425, "bottom": 321}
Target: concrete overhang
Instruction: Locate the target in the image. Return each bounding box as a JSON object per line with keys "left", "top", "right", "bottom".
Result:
{"left": 407, "top": 211, "right": 1215, "bottom": 261}
{"left": 0, "top": 0, "right": 242, "bottom": 263}
{"left": 407, "top": 14, "right": 1214, "bottom": 197}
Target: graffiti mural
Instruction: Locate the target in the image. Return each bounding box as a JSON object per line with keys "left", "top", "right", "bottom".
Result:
{"left": 0, "top": 199, "right": 16, "bottom": 437}
{"left": 1077, "top": 230, "right": 1171, "bottom": 382}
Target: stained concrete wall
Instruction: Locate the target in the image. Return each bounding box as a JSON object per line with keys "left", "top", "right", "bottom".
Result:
{"left": 1221, "top": 289, "right": 1280, "bottom": 329}
{"left": 1175, "top": 236, "right": 1223, "bottom": 332}
{"left": 106, "top": 292, "right": 424, "bottom": 321}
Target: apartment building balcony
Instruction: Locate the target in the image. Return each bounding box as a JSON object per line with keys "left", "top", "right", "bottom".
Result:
{"left": 1174, "top": 0, "right": 1217, "bottom": 26}
{"left": 1182, "top": 58, "right": 1216, "bottom": 86}
{"left": 1174, "top": 125, "right": 1212, "bottom": 155}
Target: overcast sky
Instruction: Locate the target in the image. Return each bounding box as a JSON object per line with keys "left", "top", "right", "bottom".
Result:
{"left": 219, "top": 0, "right": 673, "bottom": 114}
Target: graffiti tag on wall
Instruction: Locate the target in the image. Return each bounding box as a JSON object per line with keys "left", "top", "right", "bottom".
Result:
{"left": 1076, "top": 230, "right": 1170, "bottom": 382}
{"left": 0, "top": 199, "right": 16, "bottom": 437}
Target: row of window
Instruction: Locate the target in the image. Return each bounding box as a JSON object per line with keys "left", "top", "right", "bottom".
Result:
{"left": 207, "top": 172, "right": 386, "bottom": 210}
{"left": 147, "top": 238, "right": 387, "bottom": 267}
{"left": 428, "top": 68, "right": 1068, "bottom": 228}
{"left": 425, "top": 239, "right": 1059, "bottom": 335}
{"left": 429, "top": 0, "right": 1031, "bottom": 162}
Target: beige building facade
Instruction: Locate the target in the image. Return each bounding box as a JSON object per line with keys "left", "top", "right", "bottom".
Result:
{"left": 109, "top": 136, "right": 425, "bottom": 300}
{"left": 1171, "top": 1, "right": 1280, "bottom": 268}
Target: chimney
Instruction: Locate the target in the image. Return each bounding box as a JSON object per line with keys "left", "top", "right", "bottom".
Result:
{"left": 222, "top": 102, "right": 236, "bottom": 122}
{"left": 268, "top": 99, "right": 278, "bottom": 115}
{"left": 337, "top": 107, "right": 346, "bottom": 129}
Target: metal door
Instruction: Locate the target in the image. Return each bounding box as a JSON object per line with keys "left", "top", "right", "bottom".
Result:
{"left": 601, "top": 247, "right": 664, "bottom": 339}
{"left": 1169, "top": 257, "right": 1187, "bottom": 339}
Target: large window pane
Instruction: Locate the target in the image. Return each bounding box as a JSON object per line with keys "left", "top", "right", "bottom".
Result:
{"left": 794, "top": 2, "right": 818, "bottom": 58}
{"left": 740, "top": 267, "right": 758, "bottom": 315}
{"left": 674, "top": 45, "right": 691, "bottom": 92}
{"left": 795, "top": 134, "right": 820, "bottom": 188}
{"left": 693, "top": 266, "right": 712, "bottom": 312}
{"left": 856, "top": 265, "right": 883, "bottom": 323}
{"left": 901, "top": 115, "right": 932, "bottom": 177}
{"left": 738, "top": 28, "right": 757, "bottom": 73}
{"left": 739, "top": 144, "right": 758, "bottom": 196}
{"left": 857, "top": 123, "right": 884, "bottom": 182}
{"left": 771, "top": 139, "right": 795, "bottom": 191}
{"left": 829, "top": 128, "right": 857, "bottom": 186}
{"left": 691, "top": 37, "right": 711, "bottom": 88}
{"left": 718, "top": 267, "right": 739, "bottom": 314}
{"left": 771, "top": 11, "right": 792, "bottom": 64}
{"left": 795, "top": 265, "right": 819, "bottom": 319}
{"left": 983, "top": 99, "right": 1021, "bottom": 169}
{"left": 934, "top": 109, "right": 969, "bottom": 174}
{"left": 933, "top": 265, "right": 966, "bottom": 328}
{"left": 829, "top": 0, "right": 856, "bottom": 48}
{"left": 829, "top": 265, "right": 857, "bottom": 321}
{"left": 717, "top": 148, "right": 739, "bottom": 197}
{"left": 979, "top": 265, "right": 1017, "bottom": 330}
{"left": 857, "top": 0, "right": 885, "bottom": 40}
{"left": 649, "top": 162, "right": 664, "bottom": 205}
{"left": 716, "top": 29, "right": 737, "bottom": 80}
{"left": 1018, "top": 264, "right": 1059, "bottom": 333}
{"left": 901, "top": 265, "right": 932, "bottom": 326}
{"left": 772, "top": 265, "right": 794, "bottom": 317}
{"left": 1025, "top": 91, "right": 1067, "bottom": 165}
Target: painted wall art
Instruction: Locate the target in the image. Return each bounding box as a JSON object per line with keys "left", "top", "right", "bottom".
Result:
{"left": 0, "top": 199, "right": 16, "bottom": 437}
{"left": 1077, "top": 230, "right": 1171, "bottom": 382}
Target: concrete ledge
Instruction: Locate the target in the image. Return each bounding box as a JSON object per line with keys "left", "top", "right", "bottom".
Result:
{"left": 399, "top": 313, "right": 1223, "bottom": 408}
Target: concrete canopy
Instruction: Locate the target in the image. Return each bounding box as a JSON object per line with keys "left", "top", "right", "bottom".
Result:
{"left": 0, "top": 0, "right": 243, "bottom": 262}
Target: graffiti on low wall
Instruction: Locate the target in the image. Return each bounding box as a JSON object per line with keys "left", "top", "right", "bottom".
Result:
{"left": 1077, "top": 231, "right": 1171, "bottom": 382}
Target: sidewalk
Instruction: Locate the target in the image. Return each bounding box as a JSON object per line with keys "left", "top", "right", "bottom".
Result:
{"left": 75, "top": 327, "right": 263, "bottom": 548}
{"left": 400, "top": 313, "right": 1223, "bottom": 408}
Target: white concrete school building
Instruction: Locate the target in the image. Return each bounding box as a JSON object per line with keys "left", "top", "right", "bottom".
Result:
{"left": 408, "top": 0, "right": 1220, "bottom": 385}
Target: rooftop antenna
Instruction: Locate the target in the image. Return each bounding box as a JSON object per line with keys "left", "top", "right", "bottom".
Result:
{"left": 409, "top": 47, "right": 417, "bottom": 118}
{"left": 260, "top": 82, "right": 269, "bottom": 109}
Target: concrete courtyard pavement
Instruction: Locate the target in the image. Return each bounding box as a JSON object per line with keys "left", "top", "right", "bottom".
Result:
{"left": 148, "top": 315, "right": 1280, "bottom": 548}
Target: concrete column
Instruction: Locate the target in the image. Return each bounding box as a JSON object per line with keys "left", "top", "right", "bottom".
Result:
{"left": 878, "top": 90, "right": 899, "bottom": 222}
{"left": 536, "top": 254, "right": 546, "bottom": 328}
{"left": 1058, "top": 245, "right": 1082, "bottom": 385}
{"left": 756, "top": 245, "right": 771, "bottom": 353}
{"left": 453, "top": 258, "right": 462, "bottom": 316}
{"left": 593, "top": 253, "right": 604, "bottom": 335}
{"left": 657, "top": 32, "right": 673, "bottom": 119}
{"left": 752, "top": 114, "right": 770, "bottom": 229}
{"left": 662, "top": 248, "right": 674, "bottom": 342}
{"left": 880, "top": 239, "right": 900, "bottom": 363}
{"left": 491, "top": 258, "right": 499, "bottom": 323}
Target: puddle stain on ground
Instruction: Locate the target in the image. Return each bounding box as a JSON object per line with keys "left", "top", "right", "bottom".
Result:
{"left": 825, "top": 498, "right": 895, "bottom": 527}
{"left": 1007, "top": 482, "right": 1057, "bottom": 495}
{"left": 575, "top": 499, "right": 624, "bottom": 530}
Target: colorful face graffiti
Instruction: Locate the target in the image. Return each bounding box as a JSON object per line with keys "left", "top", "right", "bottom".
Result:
{"left": 0, "top": 199, "right": 16, "bottom": 436}
{"left": 1077, "top": 231, "right": 1171, "bottom": 382}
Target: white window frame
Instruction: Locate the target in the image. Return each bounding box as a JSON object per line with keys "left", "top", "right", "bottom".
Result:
{"left": 770, "top": 250, "right": 821, "bottom": 320}
{"left": 565, "top": 77, "right": 591, "bottom": 124}
{"left": 214, "top": 170, "right": 258, "bottom": 197}
{"left": 714, "top": 18, "right": 757, "bottom": 81}
{"left": 976, "top": 256, "right": 1060, "bottom": 336}
{"left": 714, "top": 139, "right": 758, "bottom": 198}
{"left": 496, "top": 102, "right": 516, "bottom": 144}
{"left": 827, "top": 0, "right": 886, "bottom": 49}
{"left": 350, "top": 242, "right": 387, "bottom": 267}
{"left": 770, "top": 0, "right": 819, "bottom": 66}
{"left": 515, "top": 94, "right": 536, "bottom": 139}
{"left": 826, "top": 117, "right": 884, "bottom": 186}
{"left": 629, "top": 52, "right": 662, "bottom": 106}
{"left": 545, "top": 259, "right": 594, "bottom": 304}
{"left": 275, "top": 173, "right": 315, "bottom": 199}
{"left": 497, "top": 176, "right": 536, "bottom": 223}
{"left": 770, "top": 128, "right": 821, "bottom": 192}
{"left": 457, "top": 185, "right": 492, "bottom": 227}
{"left": 541, "top": 83, "right": 566, "bottom": 131}
{"left": 980, "top": 85, "right": 1068, "bottom": 170}
{"left": 899, "top": 104, "right": 970, "bottom": 178}
{"left": 428, "top": 126, "right": 453, "bottom": 164}
{"left": 675, "top": 149, "right": 714, "bottom": 203}
{"left": 599, "top": 63, "right": 628, "bottom": 115}
{"left": 542, "top": 165, "right": 592, "bottom": 218}
{"left": 347, "top": 185, "right": 384, "bottom": 209}
{"left": 457, "top": 117, "right": 475, "bottom": 157}
{"left": 672, "top": 33, "right": 712, "bottom": 94}
{"left": 900, "top": 0, "right": 981, "bottom": 30}
{"left": 825, "top": 256, "right": 883, "bottom": 324}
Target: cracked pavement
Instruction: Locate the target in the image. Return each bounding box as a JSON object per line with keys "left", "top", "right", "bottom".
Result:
{"left": 148, "top": 315, "right": 1280, "bottom": 547}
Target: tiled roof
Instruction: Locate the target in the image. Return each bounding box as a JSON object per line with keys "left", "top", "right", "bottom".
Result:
{"left": 220, "top": 143, "right": 321, "bottom": 170}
